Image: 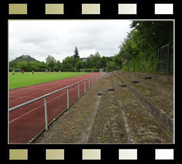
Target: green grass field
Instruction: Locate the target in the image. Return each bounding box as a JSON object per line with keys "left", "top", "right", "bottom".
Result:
{"left": 9, "top": 72, "right": 88, "bottom": 90}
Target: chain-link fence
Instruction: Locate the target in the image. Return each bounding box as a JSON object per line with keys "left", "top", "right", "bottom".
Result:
{"left": 158, "top": 44, "right": 170, "bottom": 74}
{"left": 125, "top": 60, "right": 131, "bottom": 70}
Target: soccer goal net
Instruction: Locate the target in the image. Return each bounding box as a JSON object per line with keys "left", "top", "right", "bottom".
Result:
{"left": 99, "top": 69, "right": 104, "bottom": 72}
{"left": 80, "top": 69, "right": 85, "bottom": 73}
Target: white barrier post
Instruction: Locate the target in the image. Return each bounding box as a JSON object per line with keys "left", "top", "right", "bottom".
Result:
{"left": 89, "top": 78, "right": 90, "bottom": 89}
{"left": 78, "top": 82, "right": 80, "bottom": 98}
{"left": 44, "top": 97, "right": 48, "bottom": 130}
{"left": 67, "top": 87, "right": 69, "bottom": 109}
{"left": 84, "top": 80, "right": 86, "bottom": 93}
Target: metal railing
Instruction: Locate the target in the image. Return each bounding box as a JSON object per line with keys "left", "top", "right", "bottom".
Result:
{"left": 9, "top": 73, "right": 105, "bottom": 131}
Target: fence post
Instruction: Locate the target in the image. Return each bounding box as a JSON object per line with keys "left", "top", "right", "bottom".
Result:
{"left": 44, "top": 97, "right": 48, "bottom": 130}
{"left": 84, "top": 80, "right": 86, "bottom": 93}
{"left": 78, "top": 82, "right": 80, "bottom": 98}
{"left": 89, "top": 78, "right": 90, "bottom": 89}
{"left": 167, "top": 44, "right": 170, "bottom": 74}
{"left": 67, "top": 87, "right": 69, "bottom": 109}
{"left": 158, "top": 47, "right": 160, "bottom": 73}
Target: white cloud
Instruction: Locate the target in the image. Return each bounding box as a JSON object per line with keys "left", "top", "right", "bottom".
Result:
{"left": 9, "top": 20, "right": 132, "bottom": 62}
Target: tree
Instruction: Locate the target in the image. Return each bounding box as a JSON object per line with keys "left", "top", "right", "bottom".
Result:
{"left": 45, "top": 55, "right": 56, "bottom": 69}
{"left": 26, "top": 62, "right": 32, "bottom": 71}
{"left": 100, "top": 56, "right": 107, "bottom": 68}
{"left": 31, "top": 61, "right": 39, "bottom": 67}
{"left": 31, "top": 66, "right": 38, "bottom": 71}
{"left": 85, "top": 57, "right": 93, "bottom": 68}
{"left": 62, "top": 56, "right": 74, "bottom": 66}
{"left": 48, "top": 60, "right": 56, "bottom": 70}
{"left": 73, "top": 47, "right": 80, "bottom": 60}
{"left": 93, "top": 51, "right": 101, "bottom": 64}
{"left": 96, "top": 61, "right": 102, "bottom": 69}
{"left": 86, "top": 52, "right": 101, "bottom": 68}
{"left": 17, "top": 61, "right": 28, "bottom": 71}
{"left": 9, "top": 61, "right": 18, "bottom": 68}
{"left": 38, "top": 61, "right": 48, "bottom": 71}
{"left": 46, "top": 55, "right": 56, "bottom": 63}
{"left": 56, "top": 60, "right": 62, "bottom": 70}
{"left": 66, "top": 63, "right": 74, "bottom": 70}
{"left": 131, "top": 21, "right": 173, "bottom": 50}
{"left": 106, "top": 61, "right": 117, "bottom": 72}
{"left": 62, "top": 56, "right": 75, "bottom": 71}
{"left": 76, "top": 60, "right": 83, "bottom": 69}
{"left": 117, "top": 21, "right": 173, "bottom": 73}
{"left": 113, "top": 54, "right": 121, "bottom": 69}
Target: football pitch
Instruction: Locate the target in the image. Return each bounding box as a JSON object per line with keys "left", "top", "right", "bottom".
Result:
{"left": 9, "top": 72, "right": 88, "bottom": 90}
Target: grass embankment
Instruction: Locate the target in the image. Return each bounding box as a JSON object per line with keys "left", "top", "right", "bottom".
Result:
{"left": 9, "top": 72, "right": 88, "bottom": 90}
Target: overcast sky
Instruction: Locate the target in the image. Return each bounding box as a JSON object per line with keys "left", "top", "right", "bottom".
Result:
{"left": 9, "top": 20, "right": 132, "bottom": 62}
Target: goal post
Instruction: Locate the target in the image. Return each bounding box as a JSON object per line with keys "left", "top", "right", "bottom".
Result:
{"left": 80, "top": 69, "right": 85, "bottom": 73}
{"left": 99, "top": 69, "right": 103, "bottom": 72}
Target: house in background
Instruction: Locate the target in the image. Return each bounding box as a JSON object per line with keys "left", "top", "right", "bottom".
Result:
{"left": 22, "top": 54, "right": 30, "bottom": 58}
{"left": 80, "top": 57, "right": 87, "bottom": 62}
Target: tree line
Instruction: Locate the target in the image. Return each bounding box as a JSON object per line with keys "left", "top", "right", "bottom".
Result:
{"left": 9, "top": 47, "right": 119, "bottom": 72}
{"left": 9, "top": 21, "right": 173, "bottom": 74}
{"left": 118, "top": 21, "right": 173, "bottom": 74}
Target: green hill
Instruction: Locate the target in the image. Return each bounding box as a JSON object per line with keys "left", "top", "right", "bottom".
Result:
{"left": 11, "top": 55, "right": 40, "bottom": 62}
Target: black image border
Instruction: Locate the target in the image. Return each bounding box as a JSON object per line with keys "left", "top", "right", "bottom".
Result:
{"left": 0, "top": 0, "right": 179, "bottom": 163}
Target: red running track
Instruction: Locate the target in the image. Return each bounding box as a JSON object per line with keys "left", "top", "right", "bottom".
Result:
{"left": 9, "top": 72, "right": 102, "bottom": 143}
